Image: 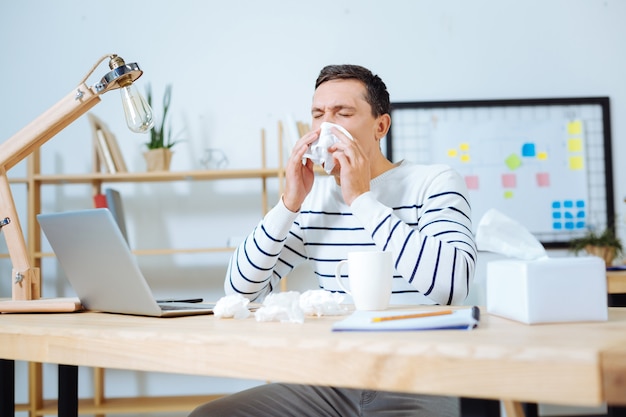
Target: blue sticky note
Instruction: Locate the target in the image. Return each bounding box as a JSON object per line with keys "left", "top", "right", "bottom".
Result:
{"left": 521, "top": 143, "right": 536, "bottom": 157}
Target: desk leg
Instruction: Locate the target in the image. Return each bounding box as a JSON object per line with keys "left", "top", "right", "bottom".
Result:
{"left": 460, "top": 398, "right": 501, "bottom": 417}
{"left": 608, "top": 406, "right": 626, "bottom": 417}
{"left": 603, "top": 291, "right": 625, "bottom": 417}
{"left": 58, "top": 364, "right": 78, "bottom": 417}
{"left": 0, "top": 359, "right": 15, "bottom": 417}
{"left": 523, "top": 402, "right": 538, "bottom": 417}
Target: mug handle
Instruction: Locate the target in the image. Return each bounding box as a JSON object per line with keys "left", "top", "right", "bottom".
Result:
{"left": 335, "top": 260, "right": 351, "bottom": 295}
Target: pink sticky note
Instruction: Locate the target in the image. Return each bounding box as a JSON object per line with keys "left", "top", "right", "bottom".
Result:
{"left": 502, "top": 173, "right": 516, "bottom": 188}
{"left": 465, "top": 175, "right": 479, "bottom": 190}
{"left": 537, "top": 172, "right": 550, "bottom": 187}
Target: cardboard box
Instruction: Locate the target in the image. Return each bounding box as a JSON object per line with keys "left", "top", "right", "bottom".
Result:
{"left": 486, "top": 257, "right": 608, "bottom": 324}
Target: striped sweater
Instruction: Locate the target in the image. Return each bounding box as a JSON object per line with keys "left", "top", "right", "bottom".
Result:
{"left": 225, "top": 160, "right": 477, "bottom": 306}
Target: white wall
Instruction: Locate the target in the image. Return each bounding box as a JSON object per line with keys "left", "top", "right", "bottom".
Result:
{"left": 1, "top": 0, "right": 625, "bottom": 412}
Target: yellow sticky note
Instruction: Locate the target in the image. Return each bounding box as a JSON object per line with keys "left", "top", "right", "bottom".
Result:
{"left": 460, "top": 154, "right": 471, "bottom": 163}
{"left": 537, "top": 151, "right": 548, "bottom": 160}
{"left": 447, "top": 149, "right": 458, "bottom": 158}
{"left": 459, "top": 143, "right": 470, "bottom": 151}
{"left": 504, "top": 190, "right": 514, "bottom": 199}
{"left": 569, "top": 156, "right": 584, "bottom": 170}
{"left": 568, "top": 138, "right": 583, "bottom": 152}
{"left": 568, "top": 120, "right": 583, "bottom": 135}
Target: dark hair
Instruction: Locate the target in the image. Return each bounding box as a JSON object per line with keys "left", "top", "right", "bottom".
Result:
{"left": 315, "top": 64, "right": 390, "bottom": 117}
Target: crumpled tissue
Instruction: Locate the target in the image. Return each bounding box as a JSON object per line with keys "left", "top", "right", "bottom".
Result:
{"left": 213, "top": 293, "right": 251, "bottom": 319}
{"left": 299, "top": 289, "right": 348, "bottom": 317}
{"left": 475, "top": 208, "right": 548, "bottom": 260}
{"left": 254, "top": 290, "right": 349, "bottom": 323}
{"left": 303, "top": 122, "right": 353, "bottom": 174}
{"left": 255, "top": 291, "right": 304, "bottom": 323}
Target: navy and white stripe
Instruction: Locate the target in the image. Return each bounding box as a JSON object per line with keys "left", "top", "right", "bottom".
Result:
{"left": 225, "top": 161, "right": 477, "bottom": 306}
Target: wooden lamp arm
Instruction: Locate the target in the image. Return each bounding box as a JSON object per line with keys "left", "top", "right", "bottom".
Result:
{"left": 0, "top": 84, "right": 101, "bottom": 171}
{"left": 0, "top": 85, "right": 100, "bottom": 302}
{"left": 0, "top": 168, "right": 38, "bottom": 300}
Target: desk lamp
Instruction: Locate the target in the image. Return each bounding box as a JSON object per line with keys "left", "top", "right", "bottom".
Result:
{"left": 0, "top": 54, "right": 153, "bottom": 313}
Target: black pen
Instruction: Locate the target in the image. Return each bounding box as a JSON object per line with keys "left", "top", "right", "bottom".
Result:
{"left": 157, "top": 298, "right": 203, "bottom": 303}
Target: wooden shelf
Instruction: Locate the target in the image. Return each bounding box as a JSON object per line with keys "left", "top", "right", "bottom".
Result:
{"left": 34, "top": 246, "right": 236, "bottom": 258}
{"left": 32, "top": 167, "right": 283, "bottom": 184}
{"left": 17, "top": 394, "right": 223, "bottom": 415}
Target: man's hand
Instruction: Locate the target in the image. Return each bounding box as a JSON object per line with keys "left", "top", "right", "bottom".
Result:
{"left": 328, "top": 127, "right": 371, "bottom": 206}
{"left": 283, "top": 129, "right": 320, "bottom": 212}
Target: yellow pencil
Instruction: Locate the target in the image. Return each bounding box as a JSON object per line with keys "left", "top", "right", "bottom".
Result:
{"left": 371, "top": 309, "right": 454, "bottom": 323}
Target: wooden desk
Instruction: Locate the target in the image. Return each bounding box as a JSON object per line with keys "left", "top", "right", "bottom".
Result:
{"left": 1, "top": 307, "right": 626, "bottom": 416}
{"left": 607, "top": 270, "right": 626, "bottom": 294}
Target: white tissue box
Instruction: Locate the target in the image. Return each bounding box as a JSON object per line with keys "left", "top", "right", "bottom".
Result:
{"left": 486, "top": 257, "right": 608, "bottom": 324}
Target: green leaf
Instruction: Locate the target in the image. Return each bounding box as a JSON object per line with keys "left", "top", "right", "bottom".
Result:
{"left": 569, "top": 227, "right": 623, "bottom": 256}
{"left": 143, "top": 83, "right": 182, "bottom": 150}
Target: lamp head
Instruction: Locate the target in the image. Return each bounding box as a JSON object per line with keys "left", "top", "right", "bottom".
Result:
{"left": 94, "top": 55, "right": 143, "bottom": 93}
{"left": 94, "top": 55, "right": 154, "bottom": 133}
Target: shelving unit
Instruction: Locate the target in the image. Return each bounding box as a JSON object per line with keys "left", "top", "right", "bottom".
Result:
{"left": 2, "top": 124, "right": 286, "bottom": 416}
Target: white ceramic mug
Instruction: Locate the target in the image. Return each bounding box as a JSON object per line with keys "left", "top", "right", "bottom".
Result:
{"left": 334, "top": 250, "right": 393, "bottom": 311}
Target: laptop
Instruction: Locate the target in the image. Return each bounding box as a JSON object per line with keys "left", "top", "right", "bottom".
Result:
{"left": 37, "top": 209, "right": 215, "bottom": 317}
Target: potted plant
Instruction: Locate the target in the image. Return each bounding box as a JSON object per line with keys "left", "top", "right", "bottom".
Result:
{"left": 143, "top": 83, "right": 182, "bottom": 171}
{"left": 569, "top": 227, "right": 623, "bottom": 266}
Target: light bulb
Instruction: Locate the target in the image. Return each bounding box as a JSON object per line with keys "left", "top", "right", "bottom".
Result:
{"left": 120, "top": 83, "right": 154, "bottom": 133}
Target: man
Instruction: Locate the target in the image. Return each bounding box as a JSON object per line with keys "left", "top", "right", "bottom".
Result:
{"left": 190, "top": 64, "right": 476, "bottom": 417}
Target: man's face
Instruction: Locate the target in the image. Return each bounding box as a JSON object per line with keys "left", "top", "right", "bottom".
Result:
{"left": 311, "top": 79, "right": 381, "bottom": 161}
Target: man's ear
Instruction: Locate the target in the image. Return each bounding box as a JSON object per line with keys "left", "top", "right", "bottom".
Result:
{"left": 375, "top": 113, "right": 391, "bottom": 140}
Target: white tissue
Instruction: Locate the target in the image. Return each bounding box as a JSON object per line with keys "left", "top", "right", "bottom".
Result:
{"left": 475, "top": 208, "right": 548, "bottom": 260}
{"left": 254, "top": 290, "right": 349, "bottom": 323}
{"left": 303, "top": 122, "right": 353, "bottom": 174}
{"left": 299, "top": 290, "right": 348, "bottom": 317}
{"left": 254, "top": 291, "right": 304, "bottom": 323}
{"left": 214, "top": 294, "right": 251, "bottom": 319}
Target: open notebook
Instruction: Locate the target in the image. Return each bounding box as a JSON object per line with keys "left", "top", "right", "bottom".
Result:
{"left": 37, "top": 209, "right": 214, "bottom": 317}
{"left": 332, "top": 307, "right": 480, "bottom": 331}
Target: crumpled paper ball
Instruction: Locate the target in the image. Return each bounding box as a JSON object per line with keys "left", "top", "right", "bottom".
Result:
{"left": 254, "top": 291, "right": 304, "bottom": 323}
{"left": 299, "top": 289, "right": 348, "bottom": 317}
{"left": 213, "top": 293, "right": 251, "bottom": 319}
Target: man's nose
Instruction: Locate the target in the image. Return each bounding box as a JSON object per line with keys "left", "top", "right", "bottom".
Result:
{"left": 321, "top": 115, "right": 336, "bottom": 124}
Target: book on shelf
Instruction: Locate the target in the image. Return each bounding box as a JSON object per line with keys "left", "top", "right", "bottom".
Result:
{"left": 103, "top": 127, "right": 127, "bottom": 173}
{"left": 94, "top": 129, "right": 117, "bottom": 173}
{"left": 93, "top": 193, "right": 108, "bottom": 208}
{"left": 87, "top": 113, "right": 128, "bottom": 173}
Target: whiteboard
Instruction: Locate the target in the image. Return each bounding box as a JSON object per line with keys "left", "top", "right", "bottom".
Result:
{"left": 386, "top": 98, "right": 614, "bottom": 247}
